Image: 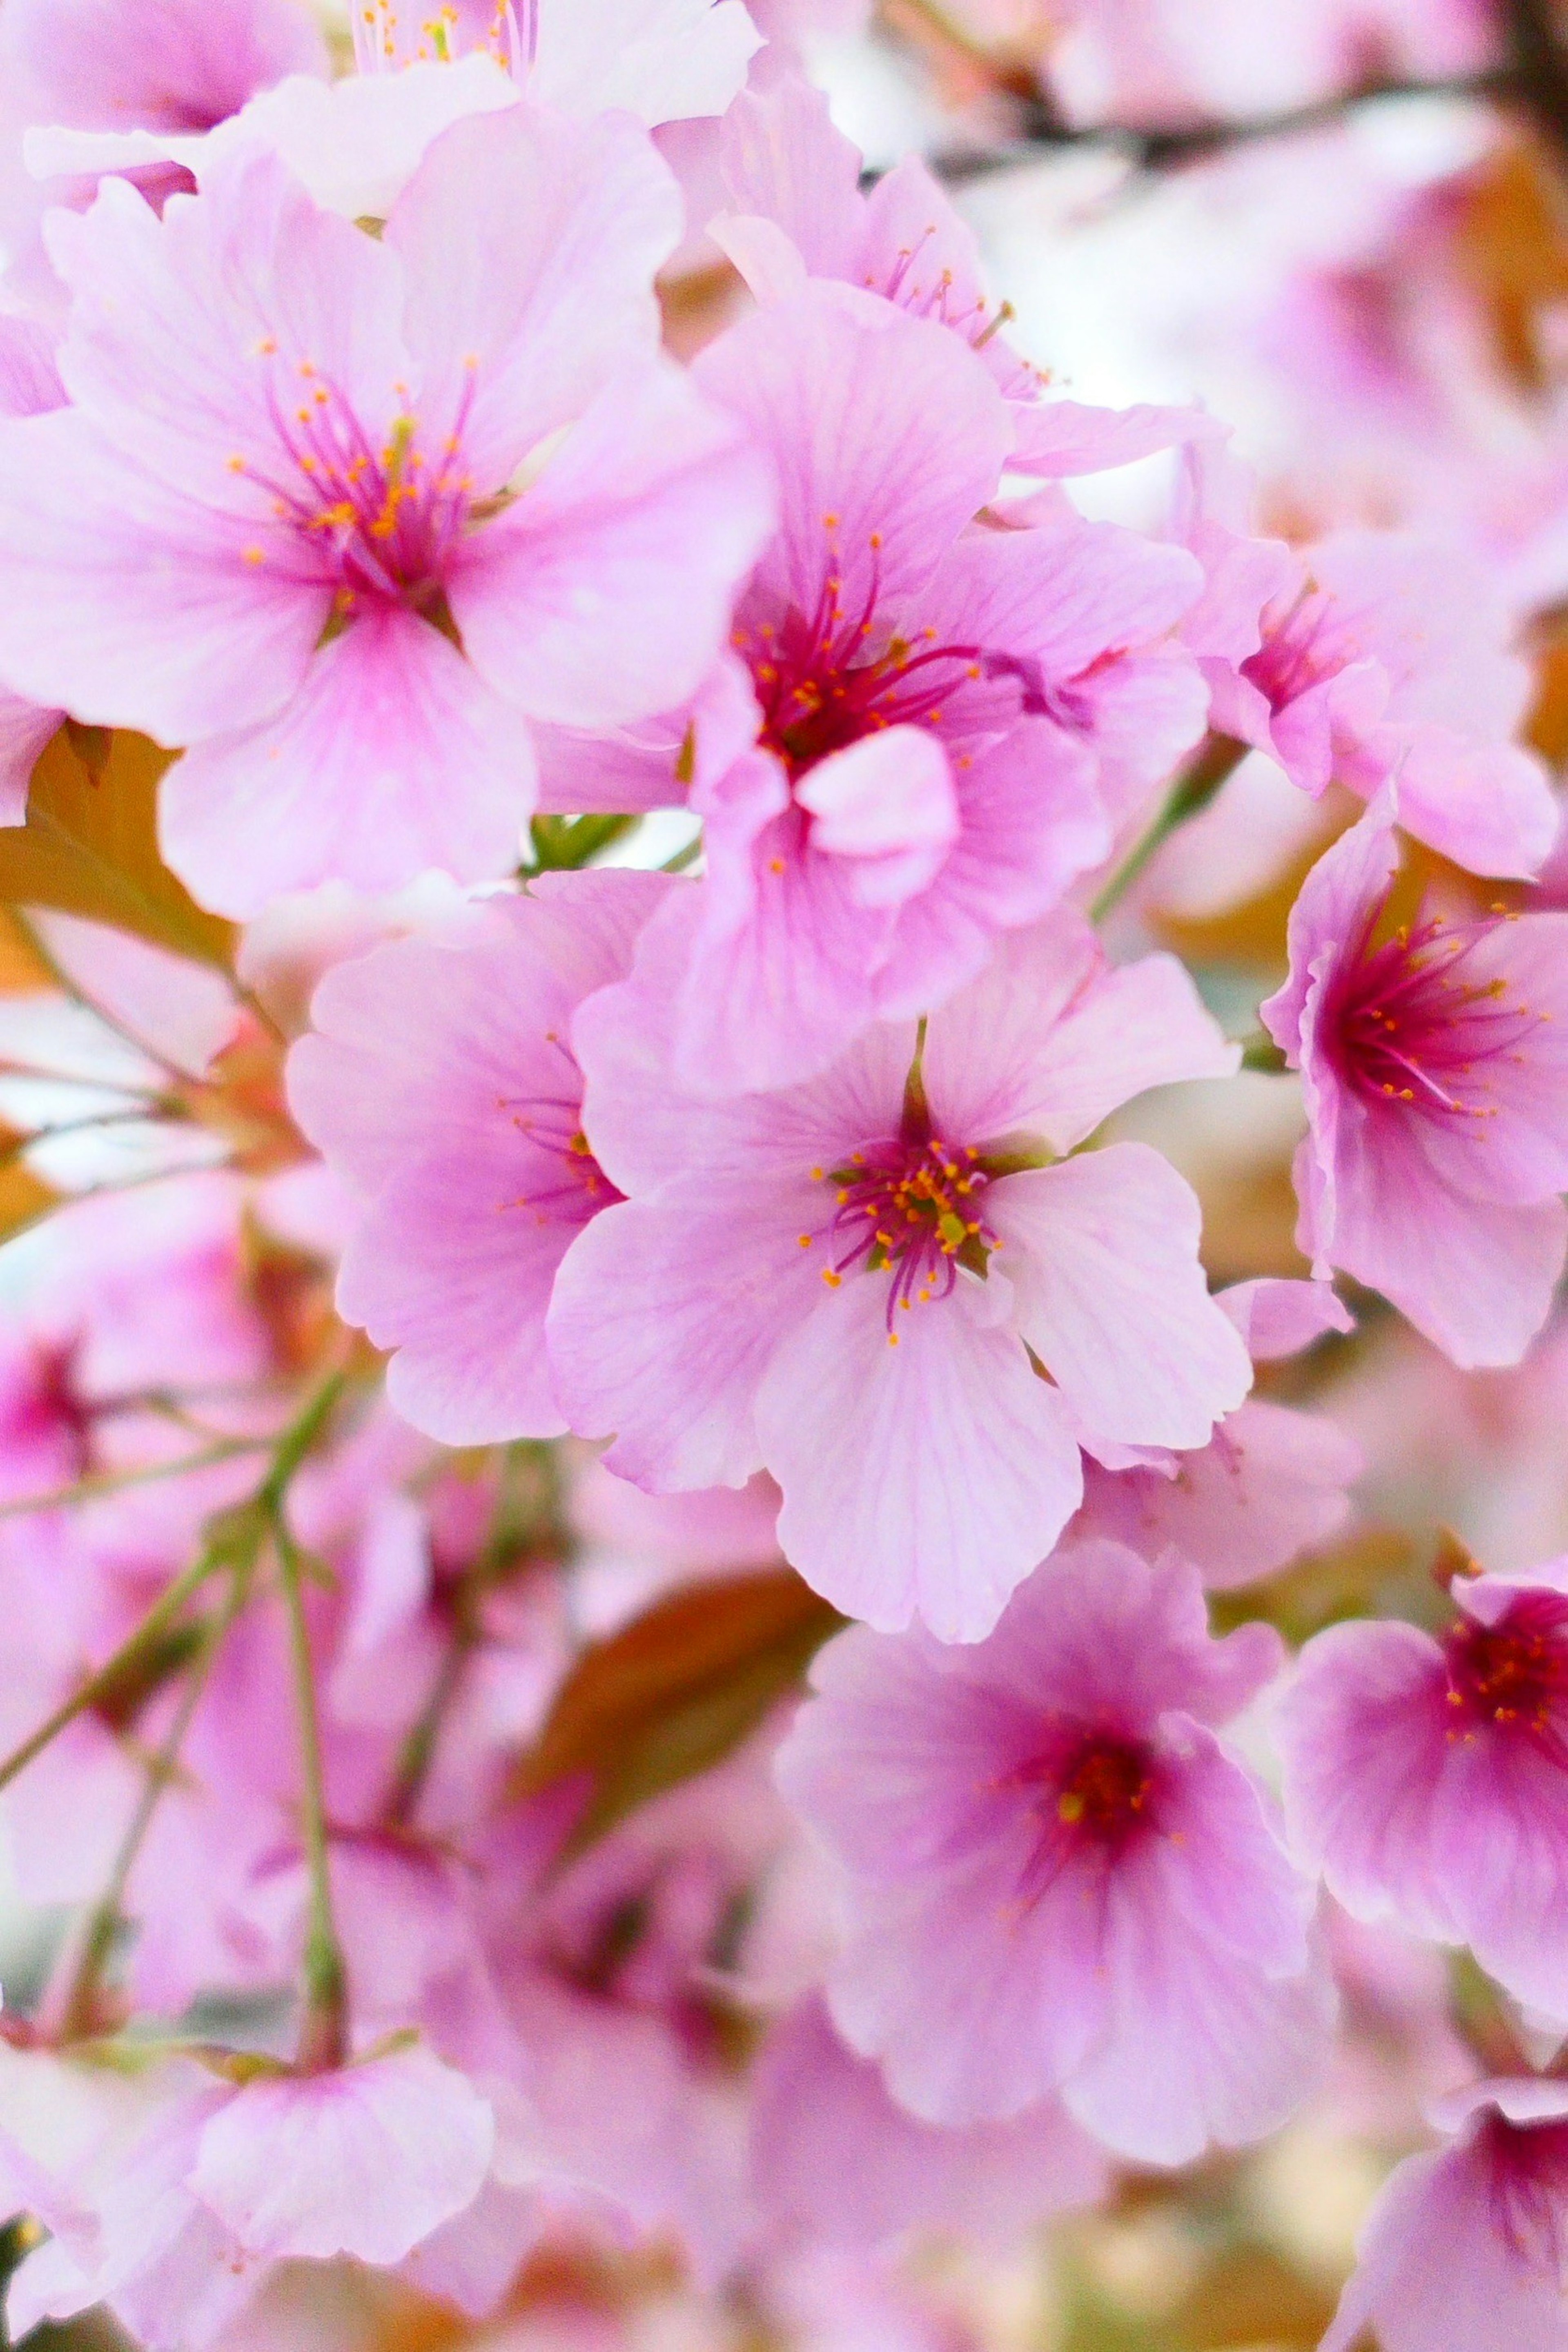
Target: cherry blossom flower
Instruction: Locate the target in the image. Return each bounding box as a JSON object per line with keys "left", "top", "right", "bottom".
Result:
{"left": 541, "top": 282, "right": 1205, "bottom": 1091}
{"left": 549, "top": 905, "right": 1250, "bottom": 1639}
{"left": 4, "top": 2041, "right": 494, "bottom": 2346}
{"left": 1278, "top": 1548, "right": 1568, "bottom": 2019}
{"left": 287, "top": 870, "right": 670, "bottom": 1444}
{"left": 1261, "top": 793, "right": 1568, "bottom": 1367}
{"left": 0, "top": 109, "right": 773, "bottom": 913}
{"left": 775, "top": 1538, "right": 1332, "bottom": 2161}
{"left": 1323, "top": 2077, "right": 1568, "bottom": 2352}
{"left": 1180, "top": 441, "right": 1559, "bottom": 878}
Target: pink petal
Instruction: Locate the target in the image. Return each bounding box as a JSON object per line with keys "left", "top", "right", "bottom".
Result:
{"left": 388, "top": 103, "right": 679, "bottom": 485}
{"left": 451, "top": 360, "right": 774, "bottom": 731}
{"left": 161, "top": 602, "right": 538, "bottom": 915}
{"left": 1276, "top": 1618, "right": 1460, "bottom": 1942}
{"left": 792, "top": 726, "right": 960, "bottom": 907}
{"left": 755, "top": 1276, "right": 1083, "bottom": 1640}
{"left": 188, "top": 2045, "right": 494, "bottom": 2266}
{"left": 0, "top": 409, "right": 326, "bottom": 739}
{"left": 751, "top": 1993, "right": 1109, "bottom": 2251}
{"left": 546, "top": 1177, "right": 825, "bottom": 1490}
{"left": 989, "top": 1143, "right": 1253, "bottom": 1450}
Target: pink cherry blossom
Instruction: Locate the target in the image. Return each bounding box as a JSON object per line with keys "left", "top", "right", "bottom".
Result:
{"left": 775, "top": 1538, "right": 1332, "bottom": 2161}
{"left": 1261, "top": 793, "right": 1568, "bottom": 1368}
{"left": 1278, "top": 1550, "right": 1568, "bottom": 2019}
{"left": 714, "top": 74, "right": 1214, "bottom": 479}
{"left": 4, "top": 2042, "right": 494, "bottom": 2346}
{"left": 0, "top": 108, "right": 772, "bottom": 913}
{"left": 1323, "top": 2078, "right": 1568, "bottom": 2352}
{"left": 288, "top": 870, "right": 670, "bottom": 1444}
{"left": 750, "top": 1992, "right": 1110, "bottom": 2253}
{"left": 549, "top": 905, "right": 1250, "bottom": 1640}
{"left": 1180, "top": 441, "right": 1558, "bottom": 878}
{"left": 541, "top": 281, "right": 1206, "bottom": 1090}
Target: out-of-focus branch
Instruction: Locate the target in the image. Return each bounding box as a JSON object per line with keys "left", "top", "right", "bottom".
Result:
{"left": 1506, "top": 0, "right": 1568, "bottom": 155}
{"left": 918, "top": 68, "right": 1517, "bottom": 185}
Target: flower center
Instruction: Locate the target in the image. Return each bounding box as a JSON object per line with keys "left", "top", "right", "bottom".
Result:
{"left": 1443, "top": 1593, "right": 1568, "bottom": 1747}
{"left": 499, "top": 1041, "right": 620, "bottom": 1230}
{"left": 1331, "top": 905, "right": 1539, "bottom": 1123}
{"left": 1481, "top": 2113, "right": 1568, "bottom": 2283}
{"left": 806, "top": 1131, "right": 996, "bottom": 1337}
{"left": 352, "top": 0, "right": 535, "bottom": 76}
{"left": 733, "top": 527, "right": 1048, "bottom": 785}
{"left": 1054, "top": 1737, "right": 1157, "bottom": 1839}
{"left": 874, "top": 230, "right": 1042, "bottom": 401}
{"left": 235, "top": 355, "right": 482, "bottom": 617}
{"left": 1241, "top": 579, "right": 1347, "bottom": 714}
{"left": 998, "top": 1730, "right": 1161, "bottom": 1914}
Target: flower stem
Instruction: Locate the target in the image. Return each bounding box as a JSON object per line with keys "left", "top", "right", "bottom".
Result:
{"left": 55, "top": 1560, "right": 254, "bottom": 2041}
{"left": 1089, "top": 735, "right": 1247, "bottom": 925}
{"left": 272, "top": 1502, "right": 349, "bottom": 2072}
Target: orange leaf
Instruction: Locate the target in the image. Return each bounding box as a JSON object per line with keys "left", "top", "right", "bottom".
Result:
{"left": 511, "top": 1568, "right": 842, "bottom": 1857}
{"left": 0, "top": 727, "right": 235, "bottom": 971}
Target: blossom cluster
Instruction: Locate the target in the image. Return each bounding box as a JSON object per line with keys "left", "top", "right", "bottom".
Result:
{"left": 0, "top": 3, "right": 1563, "bottom": 2350}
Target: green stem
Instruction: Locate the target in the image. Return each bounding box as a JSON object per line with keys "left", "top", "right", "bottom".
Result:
{"left": 0, "top": 1547, "right": 220, "bottom": 1797}
{"left": 660, "top": 833, "right": 704, "bottom": 874}
{"left": 56, "top": 1562, "right": 253, "bottom": 2040}
{"left": 0, "top": 1435, "right": 268, "bottom": 1524}
{"left": 272, "top": 1504, "right": 349, "bottom": 2071}
{"left": 0, "top": 1365, "right": 348, "bottom": 1797}
{"left": 1089, "top": 735, "right": 1247, "bottom": 924}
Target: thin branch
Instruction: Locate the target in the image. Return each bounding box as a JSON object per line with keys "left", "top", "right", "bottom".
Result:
{"left": 1089, "top": 735, "right": 1247, "bottom": 924}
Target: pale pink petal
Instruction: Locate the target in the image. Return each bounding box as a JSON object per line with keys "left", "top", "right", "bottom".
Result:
{"left": 792, "top": 727, "right": 959, "bottom": 908}
{"left": 0, "top": 409, "right": 325, "bottom": 737}
{"left": 451, "top": 360, "right": 774, "bottom": 731}
{"left": 693, "top": 288, "right": 1013, "bottom": 624}
{"left": 546, "top": 1178, "right": 824, "bottom": 1490}
{"left": 989, "top": 1143, "right": 1253, "bottom": 1449}
{"left": 1323, "top": 2133, "right": 1568, "bottom": 2352}
{"left": 1429, "top": 1734, "right": 1568, "bottom": 2017}
{"left": 1218, "top": 1275, "right": 1354, "bottom": 1359}
{"left": 717, "top": 78, "right": 863, "bottom": 279}
{"left": 1009, "top": 396, "right": 1219, "bottom": 479}
{"left": 755, "top": 1276, "right": 1082, "bottom": 1640}
{"left": 529, "top": 0, "right": 761, "bottom": 125}
{"left": 188, "top": 2045, "right": 494, "bottom": 2266}
{"left": 388, "top": 103, "right": 678, "bottom": 484}
{"left": 999, "top": 946, "right": 1239, "bottom": 1152}
{"left": 162, "top": 602, "right": 538, "bottom": 915}
{"left": 1383, "top": 722, "right": 1559, "bottom": 880}
{"left": 47, "top": 157, "right": 408, "bottom": 508}
{"left": 1078, "top": 1399, "right": 1362, "bottom": 1590}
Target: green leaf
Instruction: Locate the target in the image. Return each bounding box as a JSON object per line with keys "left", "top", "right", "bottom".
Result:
{"left": 512, "top": 1568, "right": 843, "bottom": 1858}
{"left": 0, "top": 727, "right": 236, "bottom": 971}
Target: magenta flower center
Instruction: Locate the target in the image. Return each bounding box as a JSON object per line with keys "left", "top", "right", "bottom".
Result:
{"left": 1054, "top": 1737, "right": 1157, "bottom": 1842}
{"left": 499, "top": 1046, "right": 621, "bottom": 1230}
{"left": 1443, "top": 1592, "right": 1568, "bottom": 1746}
{"left": 810, "top": 1131, "right": 996, "bottom": 1334}
{"left": 1001, "top": 1729, "right": 1162, "bottom": 1912}
{"left": 237, "top": 356, "right": 483, "bottom": 617}
{"left": 1328, "top": 905, "right": 1537, "bottom": 1122}
{"left": 1480, "top": 2112, "right": 1568, "bottom": 2283}
{"left": 1241, "top": 580, "right": 1347, "bottom": 713}
{"left": 733, "top": 533, "right": 1051, "bottom": 784}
